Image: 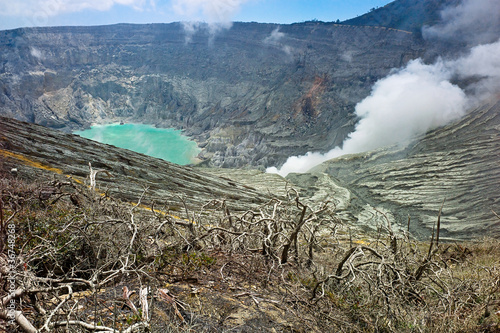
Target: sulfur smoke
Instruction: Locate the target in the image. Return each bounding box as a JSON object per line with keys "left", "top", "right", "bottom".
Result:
{"left": 267, "top": 0, "right": 500, "bottom": 177}
{"left": 423, "top": 0, "right": 500, "bottom": 45}
{"left": 172, "top": 0, "right": 253, "bottom": 42}
{"left": 263, "top": 27, "right": 293, "bottom": 57}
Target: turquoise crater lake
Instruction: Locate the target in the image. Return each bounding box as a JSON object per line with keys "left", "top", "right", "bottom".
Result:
{"left": 74, "top": 123, "right": 201, "bottom": 165}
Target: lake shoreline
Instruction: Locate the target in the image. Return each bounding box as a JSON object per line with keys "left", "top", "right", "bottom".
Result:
{"left": 74, "top": 122, "right": 202, "bottom": 166}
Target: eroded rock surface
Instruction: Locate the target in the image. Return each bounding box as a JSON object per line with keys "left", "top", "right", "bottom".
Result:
{"left": 0, "top": 22, "right": 425, "bottom": 168}
{"left": 309, "top": 99, "right": 500, "bottom": 239}
{"left": 0, "top": 116, "right": 270, "bottom": 212}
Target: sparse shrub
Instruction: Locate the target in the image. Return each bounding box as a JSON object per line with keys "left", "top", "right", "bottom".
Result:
{"left": 1, "top": 175, "right": 499, "bottom": 332}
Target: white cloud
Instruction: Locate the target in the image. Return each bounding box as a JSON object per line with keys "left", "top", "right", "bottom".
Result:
{"left": 181, "top": 21, "right": 202, "bottom": 43}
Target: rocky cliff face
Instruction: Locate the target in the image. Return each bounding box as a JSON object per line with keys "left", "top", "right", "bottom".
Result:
{"left": 0, "top": 22, "right": 425, "bottom": 168}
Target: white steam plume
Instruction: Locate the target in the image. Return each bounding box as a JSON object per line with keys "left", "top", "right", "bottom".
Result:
{"left": 267, "top": 39, "right": 500, "bottom": 177}
{"left": 423, "top": 0, "right": 500, "bottom": 45}
{"left": 263, "top": 27, "right": 293, "bottom": 56}
{"left": 30, "top": 47, "right": 43, "bottom": 59}
{"left": 267, "top": 0, "right": 500, "bottom": 177}
{"left": 453, "top": 40, "right": 500, "bottom": 101}
{"left": 172, "top": 0, "right": 252, "bottom": 42}
{"left": 172, "top": 0, "right": 250, "bottom": 24}
{"left": 263, "top": 27, "right": 285, "bottom": 44}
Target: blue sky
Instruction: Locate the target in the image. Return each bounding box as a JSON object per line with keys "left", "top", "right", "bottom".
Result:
{"left": 0, "top": 0, "right": 392, "bottom": 31}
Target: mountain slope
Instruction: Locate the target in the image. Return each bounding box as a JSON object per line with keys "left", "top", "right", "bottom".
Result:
{"left": 0, "top": 21, "right": 424, "bottom": 168}
{"left": 0, "top": 116, "right": 281, "bottom": 212}
{"left": 343, "top": 0, "right": 458, "bottom": 33}
{"left": 310, "top": 98, "right": 500, "bottom": 239}
{"left": 2, "top": 119, "right": 499, "bottom": 333}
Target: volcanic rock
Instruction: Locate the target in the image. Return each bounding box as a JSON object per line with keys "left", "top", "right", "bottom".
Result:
{"left": 0, "top": 22, "right": 425, "bottom": 168}
{"left": 308, "top": 98, "right": 500, "bottom": 239}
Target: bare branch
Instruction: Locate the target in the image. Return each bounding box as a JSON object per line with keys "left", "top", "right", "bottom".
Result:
{"left": 0, "top": 309, "right": 37, "bottom": 333}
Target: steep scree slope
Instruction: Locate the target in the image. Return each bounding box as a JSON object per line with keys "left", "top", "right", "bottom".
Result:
{"left": 0, "top": 116, "right": 273, "bottom": 212}
{"left": 311, "top": 98, "right": 500, "bottom": 239}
